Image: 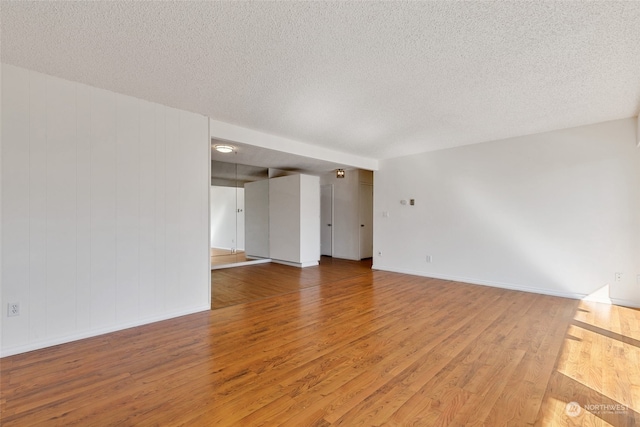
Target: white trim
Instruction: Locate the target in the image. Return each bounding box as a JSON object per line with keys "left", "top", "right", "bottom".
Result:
{"left": 0, "top": 305, "right": 210, "bottom": 358}
{"left": 299, "top": 261, "right": 319, "bottom": 268}
{"left": 271, "top": 259, "right": 319, "bottom": 268}
{"left": 372, "top": 264, "right": 640, "bottom": 308}
{"left": 245, "top": 256, "right": 271, "bottom": 262}
{"left": 611, "top": 298, "right": 640, "bottom": 309}
{"left": 211, "top": 258, "right": 271, "bottom": 270}
{"left": 372, "top": 264, "right": 586, "bottom": 299}
{"left": 207, "top": 118, "right": 212, "bottom": 306}
{"left": 320, "top": 184, "right": 334, "bottom": 257}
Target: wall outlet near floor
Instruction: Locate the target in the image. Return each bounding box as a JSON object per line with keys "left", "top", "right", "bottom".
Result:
{"left": 614, "top": 272, "right": 623, "bottom": 282}
{"left": 426, "top": 255, "right": 432, "bottom": 263}
{"left": 7, "top": 303, "right": 20, "bottom": 317}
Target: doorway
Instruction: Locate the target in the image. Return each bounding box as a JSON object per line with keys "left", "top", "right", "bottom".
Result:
{"left": 359, "top": 183, "right": 373, "bottom": 259}
{"left": 320, "top": 184, "right": 333, "bottom": 256}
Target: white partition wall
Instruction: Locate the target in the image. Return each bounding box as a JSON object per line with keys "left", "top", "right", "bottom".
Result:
{"left": 269, "top": 174, "right": 320, "bottom": 267}
{"left": 299, "top": 174, "right": 321, "bottom": 266}
{"left": 1, "top": 64, "right": 210, "bottom": 356}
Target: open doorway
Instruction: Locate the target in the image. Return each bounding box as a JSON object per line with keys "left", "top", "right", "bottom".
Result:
{"left": 359, "top": 182, "right": 374, "bottom": 259}
{"left": 319, "top": 169, "right": 373, "bottom": 261}
{"left": 321, "top": 184, "right": 333, "bottom": 256}
{"left": 209, "top": 138, "right": 375, "bottom": 309}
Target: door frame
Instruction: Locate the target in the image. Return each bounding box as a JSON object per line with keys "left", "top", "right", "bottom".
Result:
{"left": 358, "top": 183, "right": 374, "bottom": 259}
{"left": 320, "top": 184, "right": 334, "bottom": 257}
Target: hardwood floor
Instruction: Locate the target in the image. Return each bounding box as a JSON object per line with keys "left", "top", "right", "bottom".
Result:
{"left": 211, "top": 249, "right": 249, "bottom": 266}
{"left": 211, "top": 257, "right": 373, "bottom": 309}
{"left": 2, "top": 261, "right": 639, "bottom": 426}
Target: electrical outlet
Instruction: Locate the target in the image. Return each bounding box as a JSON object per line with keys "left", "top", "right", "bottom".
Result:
{"left": 426, "top": 255, "right": 432, "bottom": 263}
{"left": 614, "top": 272, "right": 623, "bottom": 282}
{"left": 7, "top": 303, "right": 19, "bottom": 317}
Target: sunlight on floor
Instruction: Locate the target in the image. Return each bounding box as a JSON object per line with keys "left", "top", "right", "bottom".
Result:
{"left": 556, "top": 324, "right": 638, "bottom": 412}
{"left": 574, "top": 300, "right": 640, "bottom": 342}
{"left": 537, "top": 301, "right": 640, "bottom": 425}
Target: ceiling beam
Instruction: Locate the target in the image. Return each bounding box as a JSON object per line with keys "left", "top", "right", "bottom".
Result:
{"left": 209, "top": 119, "right": 379, "bottom": 171}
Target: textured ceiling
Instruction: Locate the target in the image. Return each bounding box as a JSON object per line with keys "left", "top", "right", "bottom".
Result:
{"left": 2, "top": 1, "right": 640, "bottom": 160}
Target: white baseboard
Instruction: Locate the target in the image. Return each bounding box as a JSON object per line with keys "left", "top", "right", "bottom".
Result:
{"left": 372, "top": 264, "right": 640, "bottom": 308}
{"left": 371, "top": 264, "right": 587, "bottom": 299}
{"left": 210, "top": 246, "right": 245, "bottom": 252}
{"left": 300, "top": 260, "right": 320, "bottom": 267}
{"left": 611, "top": 298, "right": 640, "bottom": 309}
{"left": 0, "top": 305, "right": 210, "bottom": 358}
{"left": 211, "top": 258, "right": 271, "bottom": 270}
{"left": 372, "top": 264, "right": 586, "bottom": 300}
{"left": 271, "top": 259, "right": 319, "bottom": 268}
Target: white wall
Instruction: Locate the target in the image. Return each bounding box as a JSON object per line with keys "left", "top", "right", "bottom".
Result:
{"left": 374, "top": 118, "right": 640, "bottom": 307}
{"left": 299, "top": 174, "right": 320, "bottom": 265}
{"left": 269, "top": 174, "right": 320, "bottom": 267}
{"left": 269, "top": 175, "right": 300, "bottom": 264}
{"left": 210, "top": 186, "right": 244, "bottom": 251}
{"left": 1, "top": 64, "right": 210, "bottom": 356}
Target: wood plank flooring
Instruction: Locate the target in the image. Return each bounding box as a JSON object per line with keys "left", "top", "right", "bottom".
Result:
{"left": 1, "top": 261, "right": 639, "bottom": 426}
{"left": 211, "top": 257, "right": 373, "bottom": 309}
{"left": 211, "top": 249, "right": 248, "bottom": 267}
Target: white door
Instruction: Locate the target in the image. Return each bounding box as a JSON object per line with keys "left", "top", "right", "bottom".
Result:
{"left": 359, "top": 183, "right": 373, "bottom": 259}
{"left": 320, "top": 184, "right": 333, "bottom": 256}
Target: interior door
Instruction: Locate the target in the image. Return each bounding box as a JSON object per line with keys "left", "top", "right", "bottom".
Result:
{"left": 359, "top": 183, "right": 373, "bottom": 259}
{"left": 320, "top": 184, "right": 333, "bottom": 256}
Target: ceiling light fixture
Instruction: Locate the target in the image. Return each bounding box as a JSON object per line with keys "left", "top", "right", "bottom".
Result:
{"left": 214, "top": 144, "right": 235, "bottom": 154}
{"left": 336, "top": 169, "right": 345, "bottom": 178}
